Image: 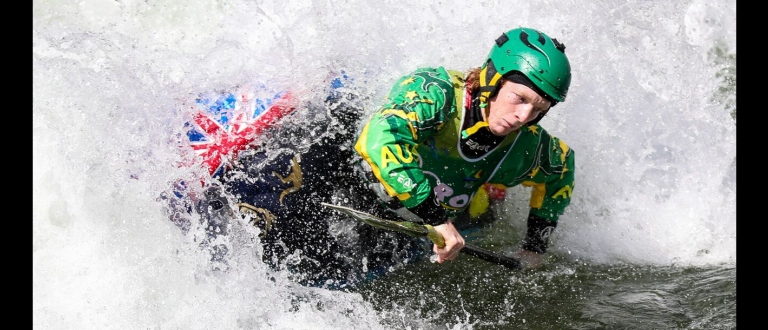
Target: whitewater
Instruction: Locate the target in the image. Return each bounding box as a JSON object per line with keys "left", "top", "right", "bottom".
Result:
{"left": 33, "top": 0, "right": 735, "bottom": 329}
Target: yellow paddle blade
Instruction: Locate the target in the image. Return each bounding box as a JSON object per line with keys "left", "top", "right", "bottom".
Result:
{"left": 321, "top": 202, "right": 445, "bottom": 247}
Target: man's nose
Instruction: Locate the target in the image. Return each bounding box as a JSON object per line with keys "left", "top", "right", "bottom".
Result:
{"left": 517, "top": 105, "right": 536, "bottom": 123}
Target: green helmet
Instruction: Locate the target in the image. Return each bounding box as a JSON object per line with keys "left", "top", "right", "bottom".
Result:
{"left": 478, "top": 27, "right": 571, "bottom": 105}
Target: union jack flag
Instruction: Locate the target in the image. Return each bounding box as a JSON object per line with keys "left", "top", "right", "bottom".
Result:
{"left": 183, "top": 87, "right": 298, "bottom": 177}
{"left": 179, "top": 71, "right": 351, "bottom": 179}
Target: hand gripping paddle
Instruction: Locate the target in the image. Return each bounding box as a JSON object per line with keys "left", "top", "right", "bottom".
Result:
{"left": 321, "top": 202, "right": 522, "bottom": 270}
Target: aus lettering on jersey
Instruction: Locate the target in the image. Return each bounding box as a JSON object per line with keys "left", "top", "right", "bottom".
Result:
{"left": 380, "top": 144, "right": 417, "bottom": 169}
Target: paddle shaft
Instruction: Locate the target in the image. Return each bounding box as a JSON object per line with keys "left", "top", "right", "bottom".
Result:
{"left": 321, "top": 202, "right": 522, "bottom": 270}
{"left": 460, "top": 244, "right": 522, "bottom": 270}
{"left": 423, "top": 223, "right": 522, "bottom": 270}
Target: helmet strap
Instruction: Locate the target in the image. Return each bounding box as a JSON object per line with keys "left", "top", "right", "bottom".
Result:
{"left": 478, "top": 60, "right": 504, "bottom": 107}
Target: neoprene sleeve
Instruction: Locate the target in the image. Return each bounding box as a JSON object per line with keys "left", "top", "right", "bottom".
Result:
{"left": 521, "top": 213, "right": 558, "bottom": 253}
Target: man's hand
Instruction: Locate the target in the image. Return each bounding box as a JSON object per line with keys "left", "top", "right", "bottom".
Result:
{"left": 432, "top": 221, "right": 465, "bottom": 263}
{"left": 513, "top": 249, "right": 546, "bottom": 269}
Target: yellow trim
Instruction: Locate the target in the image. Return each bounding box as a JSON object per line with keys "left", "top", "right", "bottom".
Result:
{"left": 522, "top": 180, "right": 546, "bottom": 209}
{"left": 380, "top": 109, "right": 420, "bottom": 121}
{"left": 479, "top": 66, "right": 504, "bottom": 102}
{"left": 559, "top": 139, "right": 570, "bottom": 163}
{"left": 488, "top": 183, "right": 507, "bottom": 190}
{"left": 381, "top": 108, "right": 420, "bottom": 140}
{"left": 552, "top": 185, "right": 572, "bottom": 199}
{"left": 380, "top": 146, "right": 400, "bottom": 169}
{"left": 354, "top": 121, "right": 412, "bottom": 200}
{"left": 468, "top": 184, "right": 490, "bottom": 219}
{"left": 394, "top": 144, "right": 414, "bottom": 163}
{"left": 463, "top": 121, "right": 489, "bottom": 137}
{"left": 490, "top": 72, "right": 503, "bottom": 86}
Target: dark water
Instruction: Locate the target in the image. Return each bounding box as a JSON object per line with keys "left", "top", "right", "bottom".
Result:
{"left": 356, "top": 247, "right": 736, "bottom": 329}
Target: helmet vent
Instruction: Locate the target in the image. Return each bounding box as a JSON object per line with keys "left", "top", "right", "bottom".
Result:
{"left": 553, "top": 38, "right": 566, "bottom": 53}
{"left": 495, "top": 33, "right": 509, "bottom": 47}
{"left": 484, "top": 27, "right": 571, "bottom": 103}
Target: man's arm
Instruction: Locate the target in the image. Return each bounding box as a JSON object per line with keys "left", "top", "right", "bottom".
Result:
{"left": 517, "top": 132, "right": 576, "bottom": 268}
{"left": 354, "top": 67, "right": 455, "bottom": 213}
{"left": 354, "top": 67, "right": 465, "bottom": 261}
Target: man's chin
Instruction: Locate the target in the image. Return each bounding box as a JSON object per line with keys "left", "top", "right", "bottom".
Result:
{"left": 490, "top": 126, "right": 514, "bottom": 136}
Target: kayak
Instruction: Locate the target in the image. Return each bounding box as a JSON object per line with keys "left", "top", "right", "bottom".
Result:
{"left": 162, "top": 70, "right": 508, "bottom": 290}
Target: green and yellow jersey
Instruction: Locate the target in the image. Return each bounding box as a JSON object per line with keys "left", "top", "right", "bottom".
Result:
{"left": 355, "top": 66, "right": 575, "bottom": 224}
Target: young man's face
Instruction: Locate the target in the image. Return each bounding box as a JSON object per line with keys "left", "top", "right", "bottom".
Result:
{"left": 486, "top": 79, "right": 551, "bottom": 136}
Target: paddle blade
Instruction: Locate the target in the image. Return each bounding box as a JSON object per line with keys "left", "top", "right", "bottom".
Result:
{"left": 321, "top": 202, "right": 429, "bottom": 237}
{"left": 321, "top": 202, "right": 521, "bottom": 270}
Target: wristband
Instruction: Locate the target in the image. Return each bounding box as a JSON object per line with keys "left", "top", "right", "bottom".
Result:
{"left": 521, "top": 213, "right": 557, "bottom": 253}
{"left": 406, "top": 189, "right": 447, "bottom": 226}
